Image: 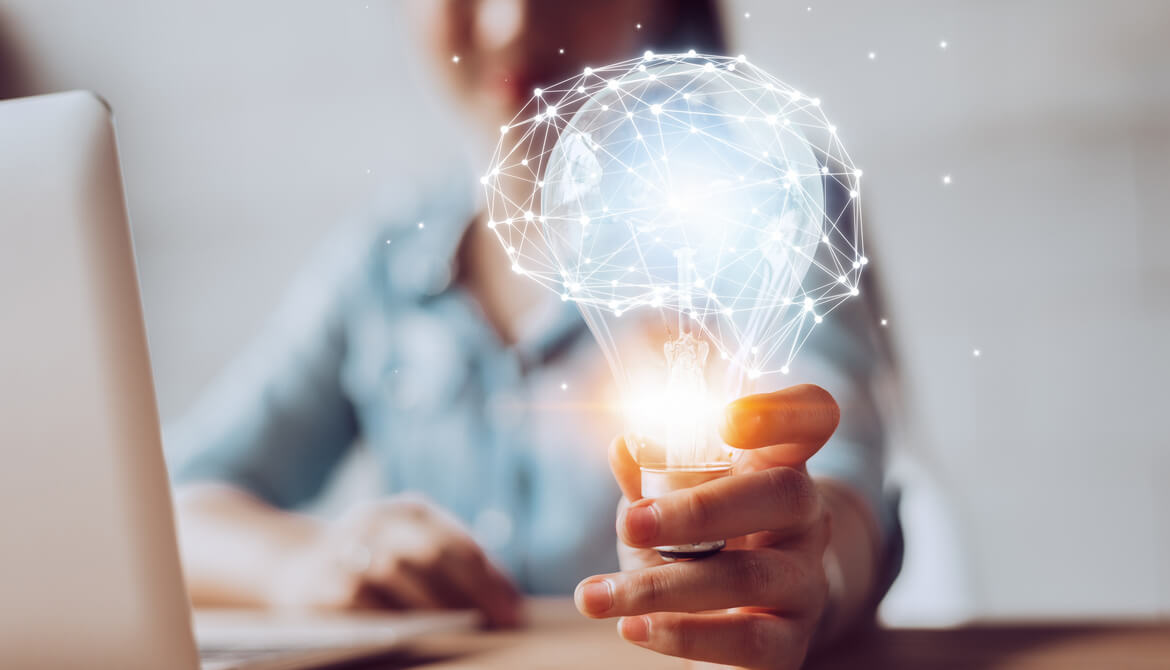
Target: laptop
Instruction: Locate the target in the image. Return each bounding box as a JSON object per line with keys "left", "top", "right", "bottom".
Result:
{"left": 0, "top": 91, "right": 474, "bottom": 670}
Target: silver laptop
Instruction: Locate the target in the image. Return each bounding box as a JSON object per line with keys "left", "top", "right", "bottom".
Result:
{"left": 0, "top": 91, "right": 473, "bottom": 670}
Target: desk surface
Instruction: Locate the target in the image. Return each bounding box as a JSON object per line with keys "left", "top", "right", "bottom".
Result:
{"left": 345, "top": 599, "right": 1170, "bottom": 670}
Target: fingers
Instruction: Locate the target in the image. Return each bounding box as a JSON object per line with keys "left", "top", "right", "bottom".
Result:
{"left": 720, "top": 384, "right": 840, "bottom": 462}
{"left": 433, "top": 545, "right": 523, "bottom": 627}
{"left": 608, "top": 436, "right": 642, "bottom": 501}
{"left": 575, "top": 549, "right": 821, "bottom": 618}
{"left": 618, "top": 466, "right": 820, "bottom": 548}
{"left": 359, "top": 502, "right": 522, "bottom": 627}
{"left": 617, "top": 611, "right": 810, "bottom": 670}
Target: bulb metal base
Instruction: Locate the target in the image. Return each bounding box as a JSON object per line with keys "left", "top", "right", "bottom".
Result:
{"left": 641, "top": 465, "right": 731, "bottom": 561}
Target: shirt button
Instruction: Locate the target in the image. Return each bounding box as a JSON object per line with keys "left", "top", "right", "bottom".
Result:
{"left": 473, "top": 507, "right": 513, "bottom": 551}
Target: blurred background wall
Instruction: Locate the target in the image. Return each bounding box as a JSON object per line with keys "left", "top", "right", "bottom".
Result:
{"left": 1, "top": 0, "right": 1166, "bottom": 623}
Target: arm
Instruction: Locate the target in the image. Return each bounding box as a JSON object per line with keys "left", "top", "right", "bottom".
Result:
{"left": 166, "top": 228, "right": 521, "bottom": 623}
{"left": 166, "top": 229, "right": 364, "bottom": 605}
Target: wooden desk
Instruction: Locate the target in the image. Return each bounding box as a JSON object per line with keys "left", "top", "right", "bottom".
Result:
{"left": 348, "top": 599, "right": 1170, "bottom": 669}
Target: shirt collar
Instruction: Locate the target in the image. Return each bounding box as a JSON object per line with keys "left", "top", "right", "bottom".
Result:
{"left": 377, "top": 171, "right": 589, "bottom": 368}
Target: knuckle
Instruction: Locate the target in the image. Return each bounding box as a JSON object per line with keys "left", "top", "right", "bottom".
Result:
{"left": 670, "top": 620, "right": 698, "bottom": 657}
{"left": 684, "top": 487, "right": 721, "bottom": 530}
{"left": 765, "top": 468, "right": 818, "bottom": 524}
{"left": 394, "top": 498, "right": 430, "bottom": 520}
{"left": 439, "top": 541, "right": 483, "bottom": 569}
{"left": 742, "top": 616, "right": 779, "bottom": 664}
{"left": 379, "top": 553, "right": 408, "bottom": 580}
{"left": 632, "top": 569, "right": 670, "bottom": 609}
{"left": 414, "top": 545, "right": 445, "bottom": 569}
{"left": 729, "top": 553, "right": 775, "bottom": 600}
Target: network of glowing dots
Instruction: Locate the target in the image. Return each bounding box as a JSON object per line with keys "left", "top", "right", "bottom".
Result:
{"left": 482, "top": 53, "right": 865, "bottom": 376}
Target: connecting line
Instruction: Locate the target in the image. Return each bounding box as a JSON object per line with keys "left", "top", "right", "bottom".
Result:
{"left": 482, "top": 52, "right": 865, "bottom": 377}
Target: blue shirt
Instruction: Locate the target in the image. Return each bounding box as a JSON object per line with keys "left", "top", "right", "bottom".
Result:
{"left": 167, "top": 176, "right": 898, "bottom": 594}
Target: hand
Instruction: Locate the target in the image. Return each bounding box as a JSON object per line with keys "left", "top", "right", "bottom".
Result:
{"left": 574, "top": 384, "right": 840, "bottom": 669}
{"left": 269, "top": 495, "right": 522, "bottom": 627}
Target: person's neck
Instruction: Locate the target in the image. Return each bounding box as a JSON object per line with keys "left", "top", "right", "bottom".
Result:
{"left": 456, "top": 213, "right": 548, "bottom": 347}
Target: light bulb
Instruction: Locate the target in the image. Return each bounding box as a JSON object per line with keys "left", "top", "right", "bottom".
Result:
{"left": 483, "top": 53, "right": 863, "bottom": 559}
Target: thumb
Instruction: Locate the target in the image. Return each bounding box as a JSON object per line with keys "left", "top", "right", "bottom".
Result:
{"left": 608, "top": 436, "right": 642, "bottom": 501}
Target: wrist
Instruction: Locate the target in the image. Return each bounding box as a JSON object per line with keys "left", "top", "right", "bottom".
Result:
{"left": 810, "top": 479, "right": 882, "bottom": 646}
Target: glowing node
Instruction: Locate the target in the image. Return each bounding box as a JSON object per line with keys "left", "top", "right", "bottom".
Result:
{"left": 561, "top": 382, "right": 568, "bottom": 390}
{"left": 559, "top": 48, "right": 565, "bottom": 55}
{"left": 942, "top": 174, "right": 952, "bottom": 184}
{"left": 451, "top": 55, "right": 460, "bottom": 63}
{"left": 881, "top": 318, "right": 888, "bottom": 326}
{"left": 868, "top": 51, "right": 876, "bottom": 60}
{"left": 973, "top": 349, "right": 981, "bottom": 357}
{"left": 940, "top": 40, "right": 948, "bottom": 49}
{"left": 781, "top": 365, "right": 790, "bottom": 374}
{"left": 417, "top": 222, "right": 425, "bottom": 229}
{"left": 483, "top": 52, "right": 865, "bottom": 393}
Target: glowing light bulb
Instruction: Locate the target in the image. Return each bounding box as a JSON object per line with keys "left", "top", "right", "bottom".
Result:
{"left": 483, "top": 53, "right": 864, "bottom": 560}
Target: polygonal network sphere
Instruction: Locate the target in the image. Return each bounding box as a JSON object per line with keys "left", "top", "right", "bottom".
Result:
{"left": 483, "top": 52, "right": 864, "bottom": 377}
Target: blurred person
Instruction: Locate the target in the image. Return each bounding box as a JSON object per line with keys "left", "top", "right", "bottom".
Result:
{"left": 168, "top": 1, "right": 900, "bottom": 667}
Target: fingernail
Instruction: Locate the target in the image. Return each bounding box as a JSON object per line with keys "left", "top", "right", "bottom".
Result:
{"left": 623, "top": 500, "right": 658, "bottom": 544}
{"left": 575, "top": 579, "right": 613, "bottom": 615}
{"left": 618, "top": 616, "right": 649, "bottom": 643}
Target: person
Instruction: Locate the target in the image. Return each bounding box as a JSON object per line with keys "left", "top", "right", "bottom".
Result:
{"left": 168, "top": 1, "right": 901, "bottom": 667}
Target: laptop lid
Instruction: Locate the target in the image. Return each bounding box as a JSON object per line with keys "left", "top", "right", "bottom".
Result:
{"left": 0, "top": 91, "right": 199, "bottom": 670}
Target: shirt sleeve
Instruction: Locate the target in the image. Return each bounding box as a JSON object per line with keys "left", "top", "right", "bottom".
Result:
{"left": 164, "top": 227, "right": 368, "bottom": 509}
{"left": 798, "top": 289, "right": 901, "bottom": 548}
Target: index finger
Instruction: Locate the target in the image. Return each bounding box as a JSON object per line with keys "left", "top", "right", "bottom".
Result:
{"left": 719, "top": 384, "right": 839, "bottom": 460}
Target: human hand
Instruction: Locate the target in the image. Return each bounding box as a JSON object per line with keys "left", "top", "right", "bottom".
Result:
{"left": 575, "top": 384, "right": 840, "bottom": 669}
{"left": 269, "top": 495, "right": 522, "bottom": 627}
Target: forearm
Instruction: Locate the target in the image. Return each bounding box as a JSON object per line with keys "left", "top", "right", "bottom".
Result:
{"left": 813, "top": 478, "right": 882, "bottom": 645}
{"left": 173, "top": 482, "right": 322, "bottom": 607}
